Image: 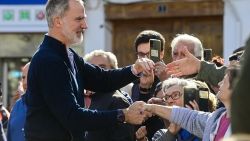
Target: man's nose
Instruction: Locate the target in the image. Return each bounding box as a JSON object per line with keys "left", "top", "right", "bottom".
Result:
{"left": 81, "top": 19, "right": 88, "bottom": 29}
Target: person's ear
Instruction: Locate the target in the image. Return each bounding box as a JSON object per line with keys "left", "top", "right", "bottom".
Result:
{"left": 53, "top": 16, "right": 63, "bottom": 28}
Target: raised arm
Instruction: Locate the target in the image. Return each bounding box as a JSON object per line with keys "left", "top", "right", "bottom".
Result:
{"left": 144, "top": 104, "right": 172, "bottom": 121}
{"left": 166, "top": 47, "right": 226, "bottom": 86}
{"left": 144, "top": 104, "right": 210, "bottom": 138}
{"left": 76, "top": 54, "right": 154, "bottom": 92}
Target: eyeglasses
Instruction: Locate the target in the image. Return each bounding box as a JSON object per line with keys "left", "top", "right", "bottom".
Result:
{"left": 136, "top": 52, "right": 150, "bottom": 58}
{"left": 163, "top": 91, "right": 182, "bottom": 101}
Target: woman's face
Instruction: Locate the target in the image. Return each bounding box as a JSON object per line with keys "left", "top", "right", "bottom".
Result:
{"left": 217, "top": 74, "right": 232, "bottom": 104}
{"left": 163, "top": 85, "right": 184, "bottom": 107}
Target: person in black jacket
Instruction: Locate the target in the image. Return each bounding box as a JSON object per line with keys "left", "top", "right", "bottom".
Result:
{"left": 24, "top": 0, "right": 154, "bottom": 141}
{"left": 84, "top": 50, "right": 134, "bottom": 141}
{"left": 132, "top": 30, "right": 166, "bottom": 141}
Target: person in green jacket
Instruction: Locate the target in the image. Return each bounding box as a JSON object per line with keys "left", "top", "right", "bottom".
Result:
{"left": 165, "top": 46, "right": 226, "bottom": 87}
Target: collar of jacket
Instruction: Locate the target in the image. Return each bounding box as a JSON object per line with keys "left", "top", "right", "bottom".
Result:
{"left": 41, "top": 35, "right": 72, "bottom": 69}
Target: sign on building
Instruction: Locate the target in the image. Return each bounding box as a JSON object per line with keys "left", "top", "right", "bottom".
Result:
{"left": 0, "top": 0, "right": 48, "bottom": 32}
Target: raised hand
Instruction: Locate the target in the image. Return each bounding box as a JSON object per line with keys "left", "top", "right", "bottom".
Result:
{"left": 185, "top": 100, "right": 200, "bottom": 111}
{"left": 124, "top": 101, "right": 147, "bottom": 124}
{"left": 132, "top": 58, "right": 155, "bottom": 75}
{"left": 154, "top": 61, "right": 170, "bottom": 81}
{"left": 166, "top": 46, "right": 201, "bottom": 77}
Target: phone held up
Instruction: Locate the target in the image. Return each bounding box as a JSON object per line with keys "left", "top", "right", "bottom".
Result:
{"left": 204, "top": 48, "right": 212, "bottom": 62}
{"left": 150, "top": 39, "right": 161, "bottom": 63}
{"left": 183, "top": 87, "right": 209, "bottom": 112}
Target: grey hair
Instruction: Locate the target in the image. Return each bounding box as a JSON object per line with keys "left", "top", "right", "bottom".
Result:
{"left": 84, "top": 50, "right": 118, "bottom": 69}
{"left": 45, "top": 0, "right": 84, "bottom": 28}
{"left": 46, "top": 0, "right": 69, "bottom": 28}
{"left": 162, "top": 78, "right": 197, "bottom": 93}
{"left": 171, "top": 34, "right": 204, "bottom": 60}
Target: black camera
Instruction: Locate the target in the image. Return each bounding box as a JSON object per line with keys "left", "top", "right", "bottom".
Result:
{"left": 184, "top": 87, "right": 209, "bottom": 112}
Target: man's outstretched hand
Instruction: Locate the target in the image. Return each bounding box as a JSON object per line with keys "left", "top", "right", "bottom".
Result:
{"left": 166, "top": 46, "right": 201, "bottom": 77}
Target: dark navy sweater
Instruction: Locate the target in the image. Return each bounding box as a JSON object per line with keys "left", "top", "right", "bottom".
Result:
{"left": 24, "top": 35, "right": 138, "bottom": 141}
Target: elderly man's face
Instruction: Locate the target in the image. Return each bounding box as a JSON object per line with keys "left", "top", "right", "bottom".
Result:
{"left": 172, "top": 41, "right": 195, "bottom": 61}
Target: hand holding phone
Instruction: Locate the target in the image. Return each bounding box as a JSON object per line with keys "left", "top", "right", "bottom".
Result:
{"left": 184, "top": 87, "right": 209, "bottom": 112}
{"left": 204, "top": 49, "right": 212, "bottom": 61}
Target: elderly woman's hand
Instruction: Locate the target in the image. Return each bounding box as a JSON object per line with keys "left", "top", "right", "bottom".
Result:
{"left": 185, "top": 100, "right": 200, "bottom": 111}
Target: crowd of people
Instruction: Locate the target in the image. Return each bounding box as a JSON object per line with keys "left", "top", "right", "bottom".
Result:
{"left": 0, "top": 0, "right": 249, "bottom": 141}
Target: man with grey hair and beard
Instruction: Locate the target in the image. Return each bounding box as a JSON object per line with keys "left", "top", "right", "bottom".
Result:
{"left": 24, "top": 0, "right": 154, "bottom": 141}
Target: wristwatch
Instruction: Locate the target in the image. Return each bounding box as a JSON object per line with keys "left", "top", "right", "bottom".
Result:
{"left": 117, "top": 109, "right": 125, "bottom": 123}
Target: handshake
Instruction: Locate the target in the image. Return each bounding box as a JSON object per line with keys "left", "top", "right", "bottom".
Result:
{"left": 122, "top": 101, "right": 156, "bottom": 125}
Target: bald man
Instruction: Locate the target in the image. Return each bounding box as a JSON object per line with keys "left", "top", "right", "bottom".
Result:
{"left": 21, "top": 62, "right": 30, "bottom": 92}
{"left": 10, "top": 62, "right": 30, "bottom": 108}
{"left": 7, "top": 62, "right": 30, "bottom": 141}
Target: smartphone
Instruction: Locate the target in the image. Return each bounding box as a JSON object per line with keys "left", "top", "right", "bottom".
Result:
{"left": 183, "top": 87, "right": 199, "bottom": 109}
{"left": 150, "top": 39, "right": 161, "bottom": 63}
{"left": 198, "top": 88, "right": 209, "bottom": 112}
{"left": 204, "top": 49, "right": 212, "bottom": 61}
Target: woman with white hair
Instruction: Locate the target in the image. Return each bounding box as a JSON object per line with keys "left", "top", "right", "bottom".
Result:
{"left": 151, "top": 78, "right": 216, "bottom": 141}
{"left": 145, "top": 64, "right": 240, "bottom": 141}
